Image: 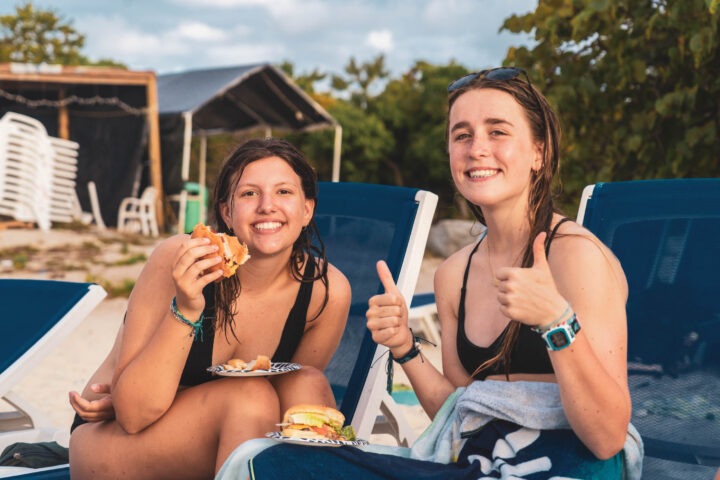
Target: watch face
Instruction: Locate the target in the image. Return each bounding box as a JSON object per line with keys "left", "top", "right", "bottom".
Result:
{"left": 549, "top": 330, "right": 570, "bottom": 348}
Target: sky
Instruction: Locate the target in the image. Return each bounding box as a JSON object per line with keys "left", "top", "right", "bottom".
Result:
{"left": 26, "top": 0, "right": 538, "bottom": 78}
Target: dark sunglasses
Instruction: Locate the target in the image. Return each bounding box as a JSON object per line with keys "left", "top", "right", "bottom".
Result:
{"left": 447, "top": 67, "right": 533, "bottom": 92}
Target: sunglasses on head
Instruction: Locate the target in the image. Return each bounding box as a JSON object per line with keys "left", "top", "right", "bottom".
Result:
{"left": 448, "top": 66, "right": 548, "bottom": 134}
{"left": 447, "top": 66, "right": 533, "bottom": 92}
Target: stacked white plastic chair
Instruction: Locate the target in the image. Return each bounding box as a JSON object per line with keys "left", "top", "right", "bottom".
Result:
{"left": 0, "top": 112, "right": 53, "bottom": 230}
{"left": 0, "top": 112, "right": 85, "bottom": 230}
{"left": 48, "top": 136, "right": 85, "bottom": 224}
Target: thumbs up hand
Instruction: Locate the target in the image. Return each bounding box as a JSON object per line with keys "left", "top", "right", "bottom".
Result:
{"left": 494, "top": 232, "right": 568, "bottom": 328}
{"left": 366, "top": 261, "right": 414, "bottom": 355}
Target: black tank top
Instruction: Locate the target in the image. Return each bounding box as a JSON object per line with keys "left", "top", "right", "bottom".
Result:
{"left": 71, "top": 258, "right": 316, "bottom": 433}
{"left": 179, "top": 256, "right": 316, "bottom": 386}
{"left": 456, "top": 218, "right": 571, "bottom": 380}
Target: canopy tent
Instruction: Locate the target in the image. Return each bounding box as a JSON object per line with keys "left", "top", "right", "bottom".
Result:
{"left": 157, "top": 64, "right": 341, "bottom": 230}
{"left": 0, "top": 63, "right": 163, "bottom": 228}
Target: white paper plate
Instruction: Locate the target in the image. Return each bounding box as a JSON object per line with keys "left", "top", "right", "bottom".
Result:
{"left": 207, "top": 362, "right": 301, "bottom": 377}
{"left": 266, "top": 431, "right": 369, "bottom": 447}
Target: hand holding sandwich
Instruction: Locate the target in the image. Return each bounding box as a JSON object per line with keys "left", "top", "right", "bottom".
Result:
{"left": 172, "top": 224, "right": 250, "bottom": 319}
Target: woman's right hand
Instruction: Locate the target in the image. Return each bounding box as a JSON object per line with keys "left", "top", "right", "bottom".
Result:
{"left": 171, "top": 237, "right": 224, "bottom": 319}
{"left": 366, "top": 261, "right": 413, "bottom": 357}
{"left": 69, "top": 384, "right": 115, "bottom": 422}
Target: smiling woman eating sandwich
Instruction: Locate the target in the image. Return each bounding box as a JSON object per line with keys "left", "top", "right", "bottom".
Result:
{"left": 68, "top": 138, "right": 351, "bottom": 479}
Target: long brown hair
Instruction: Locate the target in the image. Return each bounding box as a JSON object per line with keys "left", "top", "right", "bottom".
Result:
{"left": 211, "top": 138, "right": 329, "bottom": 340}
{"left": 446, "top": 72, "right": 563, "bottom": 379}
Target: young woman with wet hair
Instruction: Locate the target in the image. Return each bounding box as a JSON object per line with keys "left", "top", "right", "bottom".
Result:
{"left": 69, "top": 138, "right": 351, "bottom": 479}
{"left": 231, "top": 70, "right": 639, "bottom": 479}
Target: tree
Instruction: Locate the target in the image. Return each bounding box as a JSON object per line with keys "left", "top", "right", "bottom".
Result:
{"left": 502, "top": 0, "right": 720, "bottom": 212}
{"left": 369, "top": 61, "right": 471, "bottom": 217}
{"left": 0, "top": 2, "right": 124, "bottom": 66}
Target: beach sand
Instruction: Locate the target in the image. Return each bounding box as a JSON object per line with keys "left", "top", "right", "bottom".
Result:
{"left": 1, "top": 227, "right": 443, "bottom": 446}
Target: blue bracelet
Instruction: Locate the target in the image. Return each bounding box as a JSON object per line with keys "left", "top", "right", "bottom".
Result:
{"left": 531, "top": 302, "right": 572, "bottom": 334}
{"left": 170, "top": 297, "right": 204, "bottom": 342}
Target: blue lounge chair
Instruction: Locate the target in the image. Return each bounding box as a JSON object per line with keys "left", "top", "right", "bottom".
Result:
{"left": 0, "top": 280, "right": 106, "bottom": 479}
{"left": 315, "top": 182, "right": 437, "bottom": 446}
{"left": 577, "top": 179, "right": 720, "bottom": 479}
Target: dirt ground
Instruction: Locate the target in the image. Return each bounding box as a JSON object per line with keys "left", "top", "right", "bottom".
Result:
{"left": 1, "top": 225, "right": 443, "bottom": 445}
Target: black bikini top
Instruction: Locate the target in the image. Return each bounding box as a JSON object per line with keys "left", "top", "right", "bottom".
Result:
{"left": 456, "top": 219, "right": 571, "bottom": 379}
{"left": 179, "top": 256, "right": 316, "bottom": 386}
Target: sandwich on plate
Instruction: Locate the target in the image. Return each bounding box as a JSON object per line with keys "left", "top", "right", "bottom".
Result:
{"left": 281, "top": 404, "right": 356, "bottom": 441}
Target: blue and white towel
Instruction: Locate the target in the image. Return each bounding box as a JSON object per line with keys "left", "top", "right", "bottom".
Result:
{"left": 217, "top": 380, "right": 644, "bottom": 480}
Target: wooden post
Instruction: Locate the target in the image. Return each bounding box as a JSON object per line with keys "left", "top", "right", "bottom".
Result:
{"left": 145, "top": 73, "right": 165, "bottom": 230}
{"left": 58, "top": 87, "right": 69, "bottom": 139}
{"left": 199, "top": 134, "right": 207, "bottom": 224}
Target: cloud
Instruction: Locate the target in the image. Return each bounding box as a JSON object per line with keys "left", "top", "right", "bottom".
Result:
{"left": 75, "top": 15, "right": 186, "bottom": 61}
{"left": 365, "top": 29, "right": 393, "bottom": 53}
{"left": 206, "top": 43, "right": 287, "bottom": 65}
{"left": 173, "top": 21, "right": 227, "bottom": 42}
{"left": 169, "top": 0, "right": 330, "bottom": 34}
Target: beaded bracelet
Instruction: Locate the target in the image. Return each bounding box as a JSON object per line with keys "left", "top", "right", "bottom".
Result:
{"left": 392, "top": 329, "right": 423, "bottom": 364}
{"left": 170, "top": 297, "right": 204, "bottom": 342}
{"left": 531, "top": 302, "right": 573, "bottom": 334}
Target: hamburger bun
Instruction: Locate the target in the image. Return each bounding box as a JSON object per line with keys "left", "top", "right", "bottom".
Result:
{"left": 283, "top": 404, "right": 345, "bottom": 430}
{"left": 226, "top": 358, "right": 247, "bottom": 370}
{"left": 190, "top": 223, "right": 249, "bottom": 281}
{"left": 281, "top": 404, "right": 352, "bottom": 441}
{"left": 251, "top": 354, "right": 271, "bottom": 371}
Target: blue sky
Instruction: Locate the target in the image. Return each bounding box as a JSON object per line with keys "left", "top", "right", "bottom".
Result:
{"left": 30, "top": 0, "right": 537, "bottom": 77}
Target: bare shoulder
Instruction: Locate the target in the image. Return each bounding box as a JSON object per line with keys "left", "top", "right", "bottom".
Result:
{"left": 548, "top": 218, "right": 628, "bottom": 298}
{"left": 145, "top": 234, "right": 188, "bottom": 266}
{"left": 308, "top": 260, "right": 351, "bottom": 323}
{"left": 325, "top": 262, "right": 351, "bottom": 301}
{"left": 435, "top": 242, "right": 476, "bottom": 286}
{"left": 434, "top": 242, "right": 476, "bottom": 319}
{"left": 128, "top": 234, "right": 187, "bottom": 303}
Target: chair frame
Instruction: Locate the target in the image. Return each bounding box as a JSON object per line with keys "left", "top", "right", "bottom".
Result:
{"left": 338, "top": 188, "right": 438, "bottom": 444}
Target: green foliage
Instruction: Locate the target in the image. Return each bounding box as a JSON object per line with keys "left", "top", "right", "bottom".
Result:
{"left": 502, "top": 0, "right": 720, "bottom": 212}
{"left": 283, "top": 58, "right": 469, "bottom": 218}
{"left": 0, "top": 2, "right": 124, "bottom": 67}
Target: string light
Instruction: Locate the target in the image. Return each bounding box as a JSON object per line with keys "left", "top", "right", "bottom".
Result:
{"left": 0, "top": 87, "right": 146, "bottom": 115}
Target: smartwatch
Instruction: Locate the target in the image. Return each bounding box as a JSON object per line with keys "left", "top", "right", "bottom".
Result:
{"left": 540, "top": 314, "right": 581, "bottom": 351}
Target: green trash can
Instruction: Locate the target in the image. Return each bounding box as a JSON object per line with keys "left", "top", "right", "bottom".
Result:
{"left": 183, "top": 182, "right": 209, "bottom": 233}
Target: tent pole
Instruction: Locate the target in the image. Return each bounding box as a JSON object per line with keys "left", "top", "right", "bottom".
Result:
{"left": 178, "top": 111, "right": 193, "bottom": 233}
{"left": 199, "top": 134, "right": 207, "bottom": 225}
{"left": 181, "top": 112, "right": 193, "bottom": 182}
{"left": 332, "top": 124, "right": 342, "bottom": 182}
{"left": 146, "top": 74, "right": 165, "bottom": 230}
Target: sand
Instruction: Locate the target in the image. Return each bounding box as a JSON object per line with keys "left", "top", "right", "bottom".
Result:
{"left": 1, "top": 227, "right": 443, "bottom": 445}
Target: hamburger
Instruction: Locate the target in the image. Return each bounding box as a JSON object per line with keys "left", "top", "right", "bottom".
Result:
{"left": 191, "top": 223, "right": 249, "bottom": 281}
{"left": 281, "top": 404, "right": 356, "bottom": 441}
